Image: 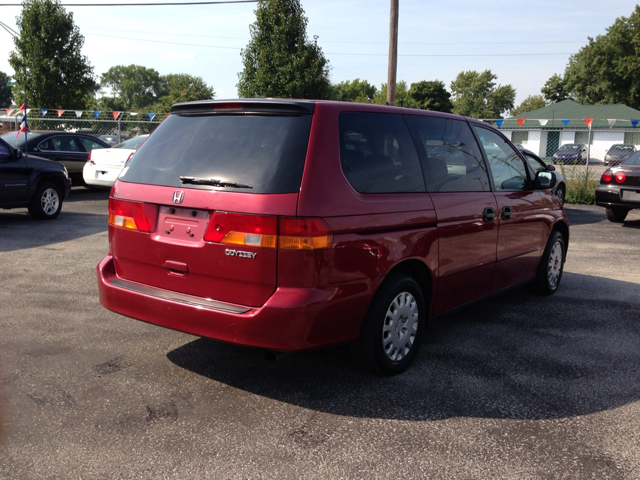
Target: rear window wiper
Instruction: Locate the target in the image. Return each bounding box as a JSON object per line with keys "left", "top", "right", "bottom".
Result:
{"left": 179, "top": 176, "right": 253, "bottom": 189}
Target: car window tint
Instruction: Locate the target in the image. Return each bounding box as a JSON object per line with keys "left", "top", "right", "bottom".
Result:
{"left": 339, "top": 112, "right": 425, "bottom": 193}
{"left": 623, "top": 151, "right": 640, "bottom": 165}
{"left": 37, "top": 139, "right": 53, "bottom": 151}
{"left": 523, "top": 153, "right": 546, "bottom": 172}
{"left": 474, "top": 126, "right": 528, "bottom": 191}
{"left": 80, "top": 137, "right": 105, "bottom": 151}
{"left": 52, "top": 136, "right": 81, "bottom": 152}
{"left": 405, "top": 115, "right": 490, "bottom": 193}
{"left": 0, "top": 141, "right": 9, "bottom": 157}
{"left": 121, "top": 114, "right": 312, "bottom": 194}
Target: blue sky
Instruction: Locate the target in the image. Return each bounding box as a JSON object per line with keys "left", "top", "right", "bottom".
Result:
{"left": 1, "top": 0, "right": 639, "bottom": 108}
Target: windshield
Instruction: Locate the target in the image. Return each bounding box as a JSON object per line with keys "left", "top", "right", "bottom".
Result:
{"left": 610, "top": 145, "right": 634, "bottom": 152}
{"left": 523, "top": 153, "right": 546, "bottom": 172}
{"left": 0, "top": 131, "right": 42, "bottom": 148}
{"left": 559, "top": 144, "right": 580, "bottom": 151}
{"left": 113, "top": 135, "right": 148, "bottom": 150}
{"left": 120, "top": 113, "right": 312, "bottom": 194}
{"left": 621, "top": 151, "right": 640, "bottom": 165}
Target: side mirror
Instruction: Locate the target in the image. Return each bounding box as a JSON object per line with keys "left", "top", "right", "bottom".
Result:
{"left": 15, "top": 149, "right": 23, "bottom": 160}
{"left": 546, "top": 164, "right": 555, "bottom": 172}
{"left": 535, "top": 171, "right": 556, "bottom": 190}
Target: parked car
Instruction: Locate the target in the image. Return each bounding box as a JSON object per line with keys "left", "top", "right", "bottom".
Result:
{"left": 98, "top": 135, "right": 122, "bottom": 147}
{"left": 97, "top": 99, "right": 568, "bottom": 375}
{"left": 595, "top": 151, "right": 640, "bottom": 222}
{"left": 518, "top": 147, "right": 567, "bottom": 204}
{"left": 604, "top": 144, "right": 636, "bottom": 166}
{"left": 0, "top": 137, "right": 72, "bottom": 219}
{"left": 83, "top": 135, "right": 148, "bottom": 188}
{"left": 1, "top": 131, "right": 110, "bottom": 185}
{"left": 552, "top": 144, "right": 588, "bottom": 164}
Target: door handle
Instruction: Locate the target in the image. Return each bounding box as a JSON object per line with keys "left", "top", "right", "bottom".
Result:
{"left": 482, "top": 207, "right": 496, "bottom": 223}
{"left": 501, "top": 206, "right": 513, "bottom": 220}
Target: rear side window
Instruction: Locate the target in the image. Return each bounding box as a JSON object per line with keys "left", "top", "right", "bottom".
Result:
{"left": 405, "top": 115, "right": 490, "bottom": 193}
{"left": 120, "top": 114, "right": 312, "bottom": 194}
{"left": 339, "top": 112, "right": 425, "bottom": 193}
{"left": 80, "top": 137, "right": 106, "bottom": 152}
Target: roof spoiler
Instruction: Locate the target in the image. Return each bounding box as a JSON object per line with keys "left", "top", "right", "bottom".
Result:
{"left": 170, "top": 99, "right": 315, "bottom": 115}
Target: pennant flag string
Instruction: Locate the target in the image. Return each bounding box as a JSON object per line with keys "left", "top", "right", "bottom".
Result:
{"left": 632, "top": 119, "right": 639, "bottom": 128}
{"left": 517, "top": 118, "right": 525, "bottom": 127}
{"left": 495, "top": 119, "right": 504, "bottom": 129}
{"left": 607, "top": 119, "right": 617, "bottom": 129}
{"left": 19, "top": 103, "right": 26, "bottom": 111}
{"left": 41, "top": 109, "right": 48, "bottom": 117}
{"left": 93, "top": 110, "right": 101, "bottom": 119}
{"left": 112, "top": 111, "right": 122, "bottom": 120}
{"left": 538, "top": 119, "right": 548, "bottom": 126}
{"left": 75, "top": 110, "right": 83, "bottom": 118}
{"left": 26, "top": 109, "right": 31, "bottom": 115}
{"left": 584, "top": 118, "right": 593, "bottom": 128}
{"left": 5, "top": 108, "right": 11, "bottom": 116}
{"left": 561, "top": 119, "right": 570, "bottom": 126}
{"left": 57, "top": 110, "right": 65, "bottom": 117}
{"left": 148, "top": 113, "right": 156, "bottom": 121}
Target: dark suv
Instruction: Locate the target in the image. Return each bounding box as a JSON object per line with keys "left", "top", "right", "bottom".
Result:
{"left": 0, "top": 137, "right": 72, "bottom": 219}
{"left": 98, "top": 100, "right": 568, "bottom": 375}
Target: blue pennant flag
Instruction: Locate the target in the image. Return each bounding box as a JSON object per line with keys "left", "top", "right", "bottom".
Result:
{"left": 93, "top": 110, "right": 101, "bottom": 119}
{"left": 632, "top": 119, "right": 639, "bottom": 128}
{"left": 561, "top": 119, "right": 570, "bottom": 126}
{"left": 495, "top": 119, "right": 504, "bottom": 129}
{"left": 41, "top": 109, "right": 48, "bottom": 117}
{"left": 148, "top": 113, "right": 156, "bottom": 121}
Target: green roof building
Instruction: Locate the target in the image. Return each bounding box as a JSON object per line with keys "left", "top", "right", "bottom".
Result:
{"left": 497, "top": 100, "right": 640, "bottom": 161}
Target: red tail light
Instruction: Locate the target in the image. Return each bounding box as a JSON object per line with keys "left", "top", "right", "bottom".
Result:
{"left": 203, "top": 213, "right": 332, "bottom": 250}
{"left": 602, "top": 172, "right": 612, "bottom": 182}
{"left": 615, "top": 172, "right": 626, "bottom": 183}
{"left": 87, "top": 150, "right": 95, "bottom": 165}
{"left": 108, "top": 198, "right": 157, "bottom": 232}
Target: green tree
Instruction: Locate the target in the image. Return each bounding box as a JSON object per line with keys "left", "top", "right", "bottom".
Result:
{"left": 152, "top": 74, "right": 215, "bottom": 112}
{"left": 407, "top": 80, "right": 453, "bottom": 112}
{"left": 8, "top": 0, "right": 97, "bottom": 109}
{"left": 237, "top": 0, "right": 332, "bottom": 99}
{"left": 541, "top": 73, "right": 569, "bottom": 103}
{"left": 562, "top": 6, "right": 640, "bottom": 108}
{"left": 450, "top": 70, "right": 516, "bottom": 118}
{"left": 99, "top": 64, "right": 164, "bottom": 111}
{"left": 332, "top": 78, "right": 377, "bottom": 103}
{"left": 510, "top": 94, "right": 546, "bottom": 116}
{"left": 0, "top": 71, "right": 13, "bottom": 107}
{"left": 372, "top": 81, "right": 410, "bottom": 106}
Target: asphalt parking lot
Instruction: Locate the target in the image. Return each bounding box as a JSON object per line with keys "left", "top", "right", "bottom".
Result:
{"left": 1, "top": 188, "right": 639, "bottom": 479}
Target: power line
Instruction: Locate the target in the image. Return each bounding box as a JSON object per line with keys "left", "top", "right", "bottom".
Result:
{"left": 0, "top": 0, "right": 257, "bottom": 6}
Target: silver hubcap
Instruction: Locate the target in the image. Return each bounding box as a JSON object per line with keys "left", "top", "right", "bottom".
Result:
{"left": 556, "top": 188, "right": 564, "bottom": 203}
{"left": 547, "top": 240, "right": 563, "bottom": 289}
{"left": 382, "top": 292, "right": 418, "bottom": 362}
{"left": 41, "top": 188, "right": 60, "bottom": 215}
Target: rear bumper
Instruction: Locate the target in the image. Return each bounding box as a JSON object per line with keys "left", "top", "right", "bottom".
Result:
{"left": 83, "top": 164, "right": 120, "bottom": 188}
{"left": 595, "top": 186, "right": 640, "bottom": 209}
{"left": 97, "top": 254, "right": 374, "bottom": 351}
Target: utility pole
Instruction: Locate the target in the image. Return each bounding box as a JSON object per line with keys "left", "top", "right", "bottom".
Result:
{"left": 386, "top": 0, "right": 399, "bottom": 106}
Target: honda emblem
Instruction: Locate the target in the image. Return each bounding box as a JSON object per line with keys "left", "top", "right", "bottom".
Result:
{"left": 172, "top": 191, "right": 185, "bottom": 204}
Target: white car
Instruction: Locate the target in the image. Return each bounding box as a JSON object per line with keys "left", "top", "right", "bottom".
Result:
{"left": 83, "top": 135, "right": 148, "bottom": 188}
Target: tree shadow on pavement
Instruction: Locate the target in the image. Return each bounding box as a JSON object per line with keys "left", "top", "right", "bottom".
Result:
{"left": 168, "top": 273, "right": 640, "bottom": 422}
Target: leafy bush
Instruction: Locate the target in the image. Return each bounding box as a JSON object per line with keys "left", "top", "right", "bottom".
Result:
{"left": 560, "top": 164, "right": 599, "bottom": 204}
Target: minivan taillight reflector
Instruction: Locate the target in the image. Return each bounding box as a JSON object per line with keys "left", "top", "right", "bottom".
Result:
{"left": 108, "top": 198, "right": 157, "bottom": 232}
{"left": 203, "top": 213, "right": 332, "bottom": 250}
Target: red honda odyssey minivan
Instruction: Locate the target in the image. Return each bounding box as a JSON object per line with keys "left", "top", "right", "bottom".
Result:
{"left": 98, "top": 99, "right": 569, "bottom": 375}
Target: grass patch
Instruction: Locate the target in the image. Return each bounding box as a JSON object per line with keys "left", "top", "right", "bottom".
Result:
{"left": 560, "top": 163, "right": 599, "bottom": 205}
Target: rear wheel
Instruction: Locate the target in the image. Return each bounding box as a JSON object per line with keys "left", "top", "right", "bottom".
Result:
{"left": 351, "top": 274, "right": 425, "bottom": 376}
{"left": 555, "top": 184, "right": 566, "bottom": 205}
{"left": 534, "top": 230, "right": 565, "bottom": 295}
{"left": 28, "top": 182, "right": 62, "bottom": 219}
{"left": 606, "top": 207, "right": 629, "bottom": 223}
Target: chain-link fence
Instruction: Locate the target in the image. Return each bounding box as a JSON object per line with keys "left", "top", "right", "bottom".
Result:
{"left": 1, "top": 109, "right": 165, "bottom": 142}
{"left": 482, "top": 118, "right": 639, "bottom": 165}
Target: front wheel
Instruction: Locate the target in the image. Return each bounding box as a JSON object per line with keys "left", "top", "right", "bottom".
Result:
{"left": 534, "top": 230, "right": 565, "bottom": 295}
{"left": 606, "top": 207, "right": 629, "bottom": 223}
{"left": 351, "top": 274, "right": 426, "bottom": 376}
{"left": 555, "top": 184, "right": 566, "bottom": 205}
{"left": 28, "top": 182, "right": 62, "bottom": 219}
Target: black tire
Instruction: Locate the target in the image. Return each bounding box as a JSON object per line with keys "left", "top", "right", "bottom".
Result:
{"left": 350, "top": 274, "right": 426, "bottom": 376}
{"left": 606, "top": 207, "right": 629, "bottom": 223}
{"left": 534, "top": 230, "right": 565, "bottom": 295}
{"left": 555, "top": 184, "right": 566, "bottom": 205}
{"left": 28, "top": 182, "right": 62, "bottom": 219}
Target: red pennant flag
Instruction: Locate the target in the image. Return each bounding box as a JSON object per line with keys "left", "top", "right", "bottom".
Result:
{"left": 166, "top": 113, "right": 170, "bottom": 117}
{"left": 113, "top": 111, "right": 122, "bottom": 120}
{"left": 19, "top": 103, "right": 26, "bottom": 111}
{"left": 16, "top": 123, "right": 26, "bottom": 139}
{"left": 584, "top": 118, "right": 593, "bottom": 128}
{"left": 57, "top": 110, "right": 65, "bottom": 117}
{"left": 517, "top": 118, "right": 525, "bottom": 127}
{"left": 5, "top": 108, "right": 11, "bottom": 116}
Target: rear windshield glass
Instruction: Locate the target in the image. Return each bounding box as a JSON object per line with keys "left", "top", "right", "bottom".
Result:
{"left": 1, "top": 131, "right": 42, "bottom": 148}
{"left": 622, "top": 151, "right": 640, "bottom": 165}
{"left": 119, "top": 113, "right": 312, "bottom": 194}
{"left": 113, "top": 136, "right": 147, "bottom": 149}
